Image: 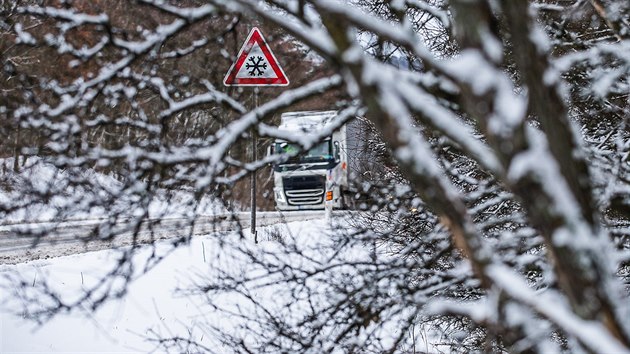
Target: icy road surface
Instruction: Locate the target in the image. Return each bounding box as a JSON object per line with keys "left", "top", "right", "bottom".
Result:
{"left": 0, "top": 211, "right": 324, "bottom": 264}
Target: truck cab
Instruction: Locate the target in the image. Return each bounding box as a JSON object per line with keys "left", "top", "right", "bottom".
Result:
{"left": 271, "top": 111, "right": 349, "bottom": 211}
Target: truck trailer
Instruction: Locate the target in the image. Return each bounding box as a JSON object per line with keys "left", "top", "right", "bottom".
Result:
{"left": 271, "top": 111, "right": 365, "bottom": 211}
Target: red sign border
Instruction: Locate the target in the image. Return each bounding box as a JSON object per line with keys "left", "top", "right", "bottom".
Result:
{"left": 223, "top": 27, "right": 289, "bottom": 86}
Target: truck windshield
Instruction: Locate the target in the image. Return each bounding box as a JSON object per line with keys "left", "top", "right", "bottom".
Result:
{"left": 276, "top": 140, "right": 333, "bottom": 164}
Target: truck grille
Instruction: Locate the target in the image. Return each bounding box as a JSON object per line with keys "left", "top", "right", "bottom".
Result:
{"left": 283, "top": 176, "right": 325, "bottom": 206}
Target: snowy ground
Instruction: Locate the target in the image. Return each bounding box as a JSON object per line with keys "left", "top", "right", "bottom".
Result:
{"left": 1, "top": 215, "right": 442, "bottom": 354}
{"left": 0, "top": 220, "right": 323, "bottom": 353}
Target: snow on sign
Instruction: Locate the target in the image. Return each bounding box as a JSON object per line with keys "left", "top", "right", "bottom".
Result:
{"left": 223, "top": 27, "right": 289, "bottom": 86}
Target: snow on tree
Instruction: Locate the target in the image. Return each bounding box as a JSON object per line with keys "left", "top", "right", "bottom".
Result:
{"left": 1, "top": 0, "right": 629, "bottom": 353}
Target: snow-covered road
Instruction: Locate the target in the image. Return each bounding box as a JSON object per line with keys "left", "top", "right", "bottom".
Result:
{"left": 0, "top": 211, "right": 325, "bottom": 264}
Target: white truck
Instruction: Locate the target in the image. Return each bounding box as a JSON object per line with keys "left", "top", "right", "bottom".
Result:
{"left": 271, "top": 111, "right": 363, "bottom": 211}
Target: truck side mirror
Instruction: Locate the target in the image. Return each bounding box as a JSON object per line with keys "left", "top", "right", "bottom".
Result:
{"left": 334, "top": 141, "right": 340, "bottom": 162}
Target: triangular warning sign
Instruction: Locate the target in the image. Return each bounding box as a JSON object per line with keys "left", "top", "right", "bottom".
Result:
{"left": 223, "top": 27, "right": 289, "bottom": 86}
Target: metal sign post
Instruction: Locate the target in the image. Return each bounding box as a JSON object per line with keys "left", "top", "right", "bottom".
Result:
{"left": 251, "top": 87, "right": 259, "bottom": 241}
{"left": 224, "top": 27, "right": 289, "bottom": 241}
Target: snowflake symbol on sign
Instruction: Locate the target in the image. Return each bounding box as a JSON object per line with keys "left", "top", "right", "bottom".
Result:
{"left": 246, "top": 56, "right": 268, "bottom": 76}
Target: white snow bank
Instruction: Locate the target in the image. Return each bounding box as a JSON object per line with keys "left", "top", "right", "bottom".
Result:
{"left": 0, "top": 216, "right": 443, "bottom": 353}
